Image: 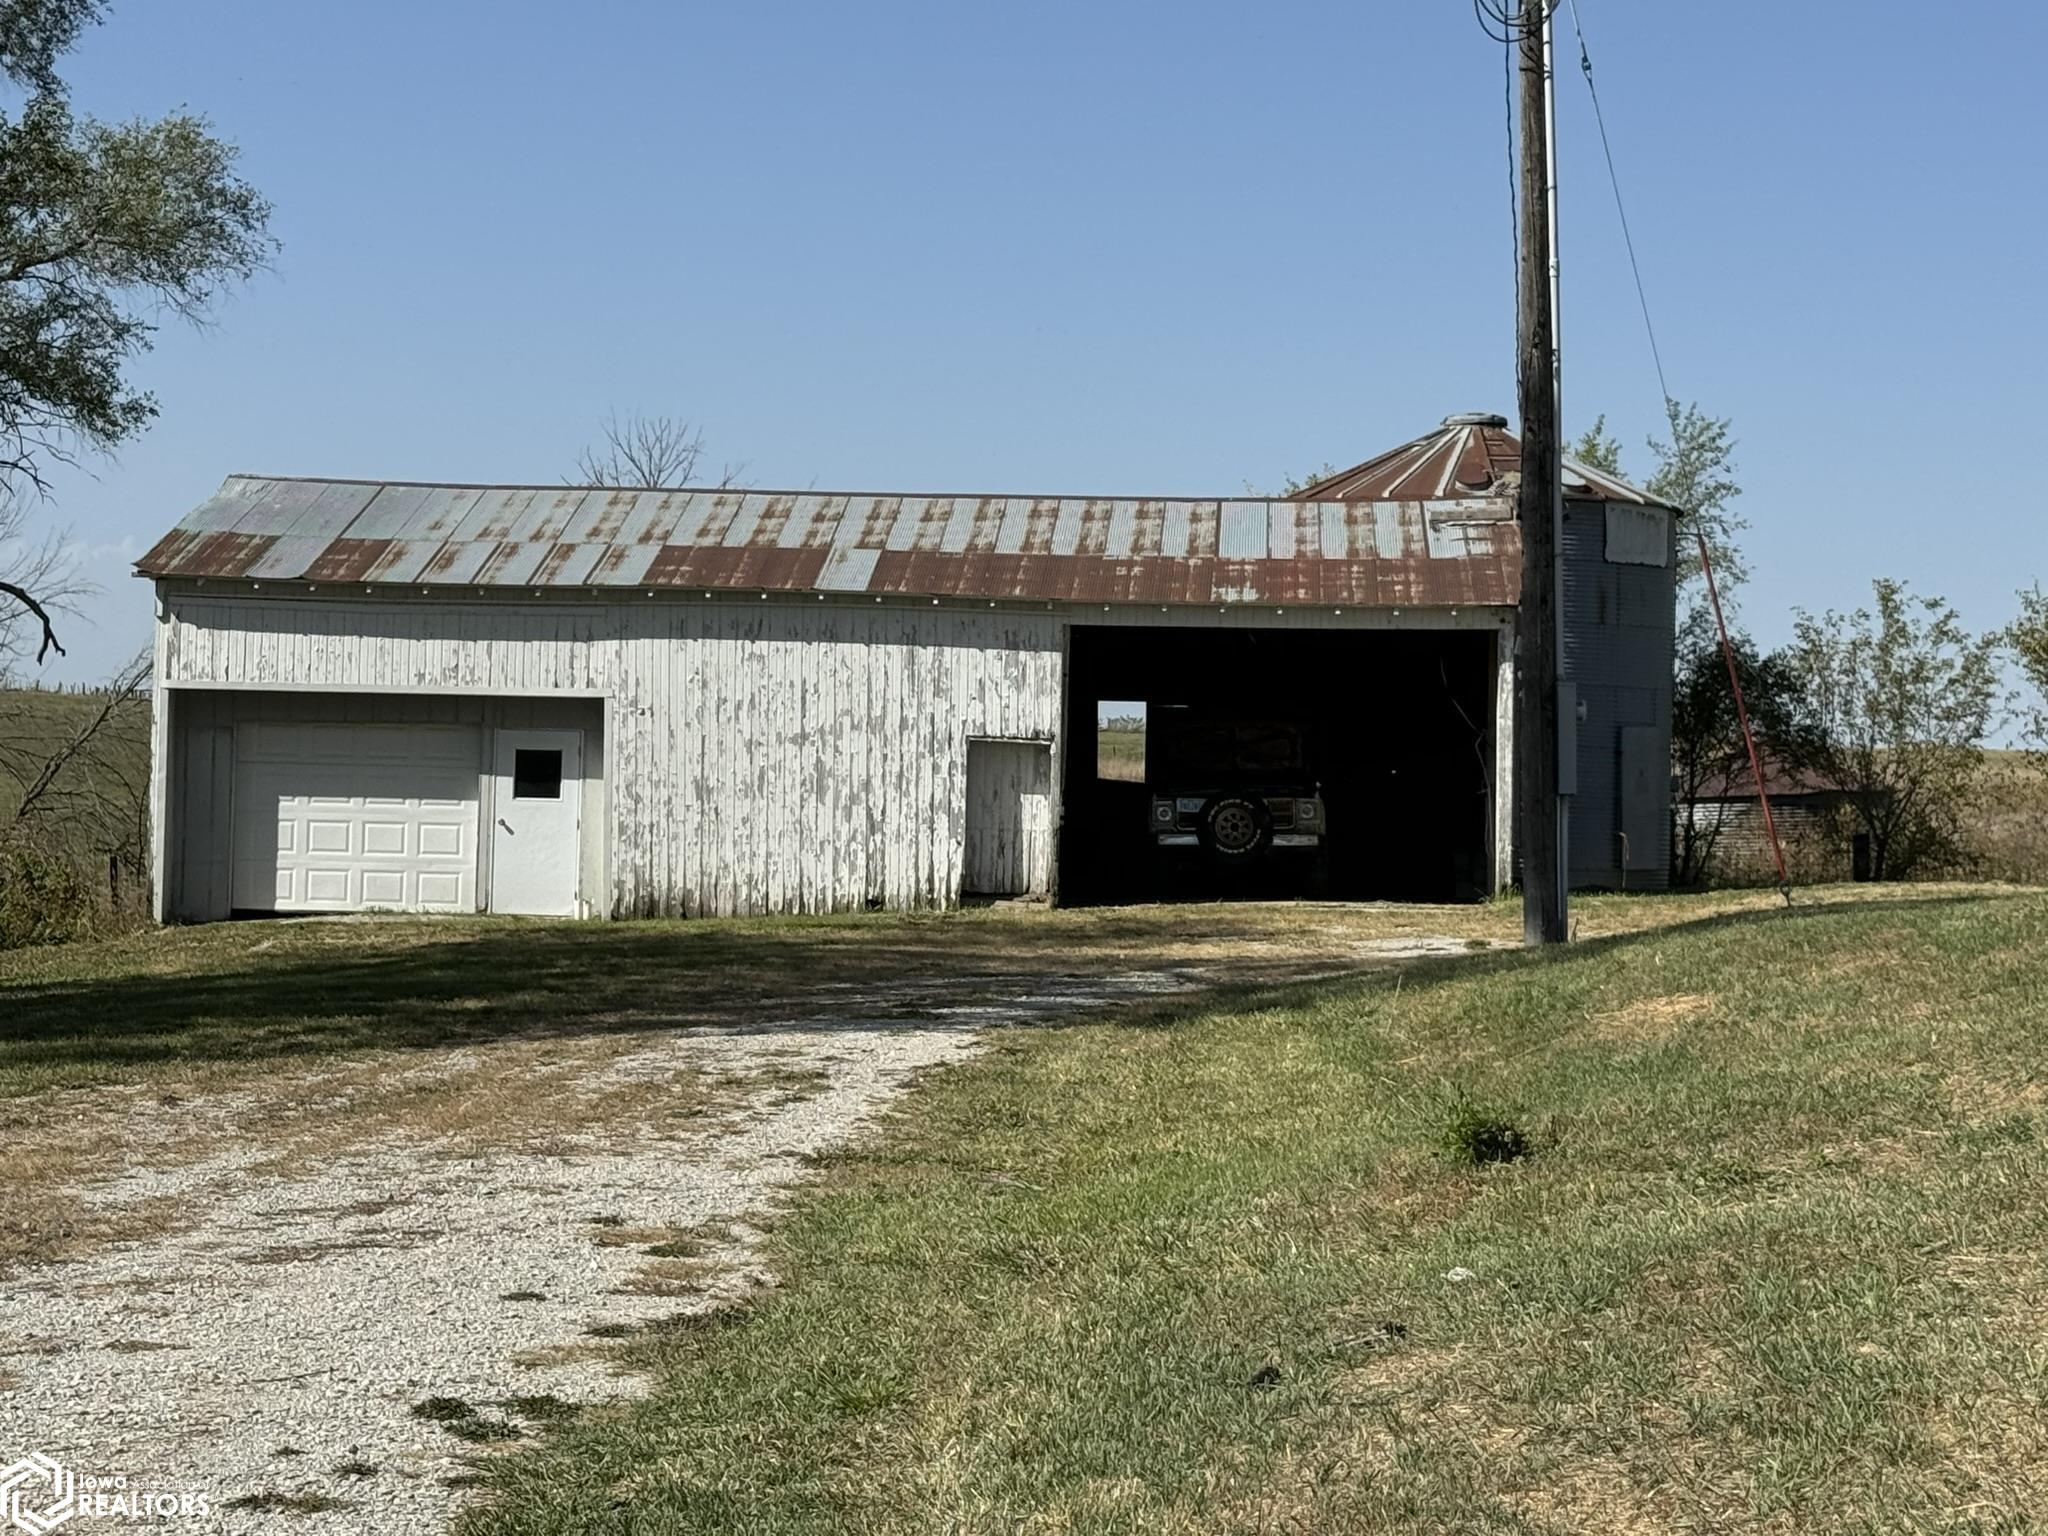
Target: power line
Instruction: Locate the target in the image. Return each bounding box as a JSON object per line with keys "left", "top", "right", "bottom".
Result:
{"left": 1564, "top": 0, "right": 1675, "bottom": 422}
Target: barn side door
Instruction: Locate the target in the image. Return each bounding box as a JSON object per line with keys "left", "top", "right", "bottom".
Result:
{"left": 1619, "top": 724, "right": 1664, "bottom": 877}
{"left": 963, "top": 738, "right": 1052, "bottom": 898}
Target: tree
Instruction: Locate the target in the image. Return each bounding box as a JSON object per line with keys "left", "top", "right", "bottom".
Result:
{"left": 1646, "top": 402, "right": 1743, "bottom": 590}
{"left": 1571, "top": 418, "right": 1623, "bottom": 477}
{"left": 2012, "top": 585, "right": 2048, "bottom": 756}
{"left": 1576, "top": 404, "right": 1742, "bottom": 590}
{"left": 0, "top": 645, "right": 150, "bottom": 946}
{"left": 0, "top": 491, "right": 76, "bottom": 667}
{"left": 1, "top": 644, "right": 146, "bottom": 836}
{"left": 1277, "top": 461, "right": 1339, "bottom": 497}
{"left": 1667, "top": 605, "right": 1807, "bottom": 885}
{"left": 573, "top": 412, "right": 741, "bottom": 489}
{"left": 1784, "top": 579, "right": 2002, "bottom": 881}
{"left": 0, "top": 0, "right": 274, "bottom": 659}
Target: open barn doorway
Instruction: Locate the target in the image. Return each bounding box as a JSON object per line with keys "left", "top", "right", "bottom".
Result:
{"left": 1059, "top": 625, "right": 1496, "bottom": 906}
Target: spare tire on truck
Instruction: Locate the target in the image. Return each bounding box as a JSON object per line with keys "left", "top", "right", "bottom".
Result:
{"left": 1199, "top": 794, "right": 1271, "bottom": 861}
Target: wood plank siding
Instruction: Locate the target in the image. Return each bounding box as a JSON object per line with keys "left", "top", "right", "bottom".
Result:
{"left": 158, "top": 594, "right": 1061, "bottom": 917}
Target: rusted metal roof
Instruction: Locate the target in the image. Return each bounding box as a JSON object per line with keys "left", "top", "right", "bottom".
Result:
{"left": 137, "top": 474, "right": 1524, "bottom": 609}
{"left": 1290, "top": 412, "right": 1678, "bottom": 510}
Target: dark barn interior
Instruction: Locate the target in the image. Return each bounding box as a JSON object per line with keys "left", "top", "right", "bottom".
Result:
{"left": 1059, "top": 625, "right": 1496, "bottom": 906}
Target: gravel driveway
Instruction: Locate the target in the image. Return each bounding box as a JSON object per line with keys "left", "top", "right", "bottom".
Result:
{"left": 0, "top": 965, "right": 1223, "bottom": 1533}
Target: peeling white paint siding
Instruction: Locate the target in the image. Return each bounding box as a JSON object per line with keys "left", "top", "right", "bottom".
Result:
{"left": 1494, "top": 616, "right": 1516, "bottom": 894}
{"left": 158, "top": 593, "right": 1061, "bottom": 917}
{"left": 147, "top": 597, "right": 172, "bottom": 923}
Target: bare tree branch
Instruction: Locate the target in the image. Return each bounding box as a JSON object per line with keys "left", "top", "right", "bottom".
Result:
{"left": 0, "top": 493, "right": 87, "bottom": 671}
{"left": 5, "top": 646, "right": 145, "bottom": 828}
{"left": 0, "top": 575, "right": 62, "bottom": 659}
{"left": 573, "top": 412, "right": 707, "bottom": 489}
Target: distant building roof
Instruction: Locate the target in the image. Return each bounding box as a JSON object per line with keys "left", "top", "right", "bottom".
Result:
{"left": 1694, "top": 760, "right": 1846, "bottom": 800}
{"left": 137, "top": 475, "right": 1521, "bottom": 610}
{"left": 1290, "top": 412, "right": 1678, "bottom": 510}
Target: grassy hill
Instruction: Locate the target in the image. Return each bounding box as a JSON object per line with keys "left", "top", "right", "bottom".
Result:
{"left": 1966, "top": 750, "right": 2048, "bottom": 884}
{"left": 440, "top": 887, "right": 2048, "bottom": 1534}
{"left": 0, "top": 683, "right": 153, "bottom": 943}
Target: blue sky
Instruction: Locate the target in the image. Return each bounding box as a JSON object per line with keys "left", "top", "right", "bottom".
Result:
{"left": 23, "top": 0, "right": 2048, "bottom": 683}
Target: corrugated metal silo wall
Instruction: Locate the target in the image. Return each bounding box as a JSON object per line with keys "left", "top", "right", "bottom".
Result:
{"left": 1560, "top": 499, "right": 1676, "bottom": 888}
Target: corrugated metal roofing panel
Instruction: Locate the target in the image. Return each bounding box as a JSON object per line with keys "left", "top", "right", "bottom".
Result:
{"left": 816, "top": 545, "right": 880, "bottom": 592}
{"left": 177, "top": 479, "right": 269, "bottom": 533}
{"left": 776, "top": 494, "right": 837, "bottom": 548}
{"left": 1158, "top": 503, "right": 1192, "bottom": 559}
{"left": 450, "top": 489, "right": 534, "bottom": 543}
{"left": 216, "top": 479, "right": 321, "bottom": 534}
{"left": 719, "top": 493, "right": 771, "bottom": 548}
{"left": 303, "top": 538, "right": 393, "bottom": 583}
{"left": 1049, "top": 499, "right": 1085, "bottom": 557}
{"left": 616, "top": 490, "right": 687, "bottom": 546}
{"left": 346, "top": 483, "right": 438, "bottom": 540}
{"left": 508, "top": 489, "right": 590, "bottom": 544}
{"left": 561, "top": 489, "right": 637, "bottom": 544}
{"left": 1293, "top": 412, "right": 1677, "bottom": 510}
{"left": 1217, "top": 503, "right": 1264, "bottom": 560}
{"left": 535, "top": 541, "right": 605, "bottom": 586}
{"left": 139, "top": 472, "right": 1524, "bottom": 610}
{"left": 587, "top": 541, "right": 658, "bottom": 586}
{"left": 245, "top": 536, "right": 333, "bottom": 581}
{"left": 1075, "top": 499, "right": 1114, "bottom": 556}
{"left": 138, "top": 527, "right": 206, "bottom": 573}
{"left": 882, "top": 497, "right": 929, "bottom": 552}
{"left": 176, "top": 530, "right": 277, "bottom": 577}
{"left": 477, "top": 540, "right": 550, "bottom": 587}
{"left": 674, "top": 491, "right": 741, "bottom": 546}
{"left": 281, "top": 482, "right": 382, "bottom": 540}
{"left": 936, "top": 499, "right": 977, "bottom": 553}
{"left": 366, "top": 538, "right": 446, "bottom": 585}
{"left": 421, "top": 538, "right": 493, "bottom": 585}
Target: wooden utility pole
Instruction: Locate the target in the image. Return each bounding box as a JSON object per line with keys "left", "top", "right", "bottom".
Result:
{"left": 1514, "top": 0, "right": 1568, "bottom": 945}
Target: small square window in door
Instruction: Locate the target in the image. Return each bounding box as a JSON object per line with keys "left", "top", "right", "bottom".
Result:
{"left": 512, "top": 749, "right": 563, "bottom": 800}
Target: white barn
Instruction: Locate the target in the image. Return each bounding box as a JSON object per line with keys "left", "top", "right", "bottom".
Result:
{"left": 138, "top": 415, "right": 1678, "bottom": 922}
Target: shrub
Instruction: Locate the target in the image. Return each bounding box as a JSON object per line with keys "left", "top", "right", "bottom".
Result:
{"left": 1435, "top": 1088, "right": 1531, "bottom": 1166}
{"left": 0, "top": 840, "right": 100, "bottom": 949}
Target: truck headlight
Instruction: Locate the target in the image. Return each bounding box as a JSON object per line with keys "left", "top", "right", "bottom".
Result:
{"left": 1296, "top": 800, "right": 1320, "bottom": 823}
{"left": 1152, "top": 801, "right": 1175, "bottom": 825}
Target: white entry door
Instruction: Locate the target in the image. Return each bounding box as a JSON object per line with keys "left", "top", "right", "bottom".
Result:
{"left": 963, "top": 738, "right": 1053, "bottom": 897}
{"left": 231, "top": 722, "right": 480, "bottom": 913}
{"left": 490, "top": 729, "right": 582, "bottom": 916}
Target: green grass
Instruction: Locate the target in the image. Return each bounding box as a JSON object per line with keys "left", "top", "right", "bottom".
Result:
{"left": 437, "top": 889, "right": 2048, "bottom": 1534}
{"left": 1096, "top": 725, "right": 1146, "bottom": 783}
{"left": 4, "top": 895, "right": 1675, "bottom": 1099}
{"left": 0, "top": 684, "right": 153, "bottom": 946}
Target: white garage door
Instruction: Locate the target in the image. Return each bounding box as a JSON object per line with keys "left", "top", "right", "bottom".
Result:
{"left": 231, "top": 722, "right": 481, "bottom": 913}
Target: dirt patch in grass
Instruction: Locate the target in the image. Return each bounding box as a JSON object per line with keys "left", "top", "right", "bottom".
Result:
{"left": 1943, "top": 1070, "right": 2047, "bottom": 1123}
{"left": 1509, "top": 1452, "right": 1685, "bottom": 1536}
{"left": 1582, "top": 991, "right": 1718, "bottom": 1044}
{"left": 1334, "top": 1342, "right": 1459, "bottom": 1399}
